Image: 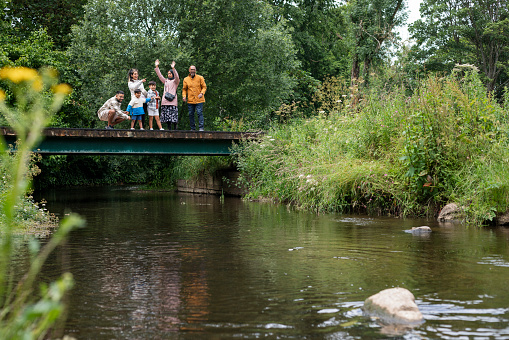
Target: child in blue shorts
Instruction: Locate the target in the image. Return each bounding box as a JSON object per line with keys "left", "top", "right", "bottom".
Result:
{"left": 127, "top": 89, "right": 151, "bottom": 130}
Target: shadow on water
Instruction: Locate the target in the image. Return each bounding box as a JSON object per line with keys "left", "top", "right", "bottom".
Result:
{"left": 31, "top": 187, "right": 509, "bottom": 339}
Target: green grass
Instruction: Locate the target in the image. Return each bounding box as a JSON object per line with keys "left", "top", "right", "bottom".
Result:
{"left": 232, "top": 70, "right": 509, "bottom": 225}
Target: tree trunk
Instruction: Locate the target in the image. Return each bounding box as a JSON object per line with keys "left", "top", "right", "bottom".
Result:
{"left": 351, "top": 55, "right": 360, "bottom": 82}
{"left": 363, "top": 56, "right": 372, "bottom": 85}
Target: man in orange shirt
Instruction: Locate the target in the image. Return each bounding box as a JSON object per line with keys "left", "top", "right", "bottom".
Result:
{"left": 182, "top": 65, "right": 207, "bottom": 131}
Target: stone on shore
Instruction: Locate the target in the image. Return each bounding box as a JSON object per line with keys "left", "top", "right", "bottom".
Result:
{"left": 438, "top": 203, "right": 463, "bottom": 222}
{"left": 363, "top": 288, "right": 424, "bottom": 324}
{"left": 496, "top": 211, "right": 509, "bottom": 226}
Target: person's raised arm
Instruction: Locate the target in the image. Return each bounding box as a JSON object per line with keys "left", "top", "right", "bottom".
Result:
{"left": 172, "top": 61, "right": 180, "bottom": 86}
{"left": 154, "top": 59, "right": 166, "bottom": 84}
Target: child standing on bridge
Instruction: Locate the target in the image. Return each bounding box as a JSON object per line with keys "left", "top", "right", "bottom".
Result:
{"left": 147, "top": 81, "right": 163, "bottom": 130}
{"left": 127, "top": 89, "right": 151, "bottom": 130}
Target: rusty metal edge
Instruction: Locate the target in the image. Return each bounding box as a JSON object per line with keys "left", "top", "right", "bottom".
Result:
{"left": 0, "top": 127, "right": 263, "bottom": 140}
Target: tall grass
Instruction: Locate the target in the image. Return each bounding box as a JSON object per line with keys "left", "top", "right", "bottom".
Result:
{"left": 233, "top": 68, "right": 509, "bottom": 224}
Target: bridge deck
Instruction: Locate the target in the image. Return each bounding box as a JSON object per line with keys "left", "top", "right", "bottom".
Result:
{"left": 0, "top": 127, "right": 262, "bottom": 155}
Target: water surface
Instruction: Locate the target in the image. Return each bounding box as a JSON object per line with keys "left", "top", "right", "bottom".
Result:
{"left": 35, "top": 187, "right": 509, "bottom": 339}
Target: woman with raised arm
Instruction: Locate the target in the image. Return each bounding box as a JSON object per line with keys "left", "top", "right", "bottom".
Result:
{"left": 155, "top": 59, "right": 180, "bottom": 130}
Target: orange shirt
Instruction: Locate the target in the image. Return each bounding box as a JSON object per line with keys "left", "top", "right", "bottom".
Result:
{"left": 182, "top": 74, "right": 206, "bottom": 104}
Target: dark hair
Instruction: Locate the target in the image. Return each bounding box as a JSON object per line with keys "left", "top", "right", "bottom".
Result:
{"left": 116, "top": 90, "right": 124, "bottom": 95}
{"left": 134, "top": 89, "right": 141, "bottom": 94}
{"left": 167, "top": 69, "right": 174, "bottom": 80}
{"left": 128, "top": 68, "right": 139, "bottom": 82}
{"left": 148, "top": 80, "right": 156, "bottom": 86}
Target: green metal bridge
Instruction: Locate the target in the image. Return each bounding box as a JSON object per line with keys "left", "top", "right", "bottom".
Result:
{"left": 0, "top": 127, "right": 262, "bottom": 156}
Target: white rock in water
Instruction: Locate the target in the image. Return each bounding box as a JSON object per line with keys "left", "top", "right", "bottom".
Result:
{"left": 363, "top": 288, "right": 424, "bottom": 324}
{"left": 411, "top": 226, "right": 431, "bottom": 233}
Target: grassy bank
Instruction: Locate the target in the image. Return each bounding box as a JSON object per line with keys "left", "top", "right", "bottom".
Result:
{"left": 0, "top": 152, "right": 58, "bottom": 235}
{"left": 232, "top": 69, "right": 509, "bottom": 225}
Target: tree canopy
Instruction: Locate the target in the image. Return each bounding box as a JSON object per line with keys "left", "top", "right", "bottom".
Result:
{"left": 410, "top": 0, "right": 509, "bottom": 93}
{"left": 1, "top": 0, "right": 506, "bottom": 130}
{"left": 3, "top": 0, "right": 87, "bottom": 49}
{"left": 349, "top": 0, "right": 407, "bottom": 84}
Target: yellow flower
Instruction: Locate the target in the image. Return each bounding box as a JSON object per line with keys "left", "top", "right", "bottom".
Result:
{"left": 52, "top": 83, "right": 72, "bottom": 95}
{"left": 32, "top": 76, "right": 43, "bottom": 91}
{"left": 0, "top": 89, "right": 5, "bottom": 101}
{"left": 48, "top": 68, "right": 59, "bottom": 78}
{"left": 0, "top": 67, "right": 38, "bottom": 83}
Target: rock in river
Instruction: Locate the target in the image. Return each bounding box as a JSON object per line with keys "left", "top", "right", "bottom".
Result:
{"left": 409, "top": 226, "right": 432, "bottom": 233}
{"left": 363, "top": 288, "right": 424, "bottom": 325}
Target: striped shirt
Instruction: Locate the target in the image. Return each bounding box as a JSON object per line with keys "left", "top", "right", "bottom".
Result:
{"left": 147, "top": 89, "right": 160, "bottom": 111}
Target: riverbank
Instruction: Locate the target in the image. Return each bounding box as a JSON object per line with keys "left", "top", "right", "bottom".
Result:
{"left": 1, "top": 155, "right": 58, "bottom": 235}
{"left": 232, "top": 71, "right": 509, "bottom": 225}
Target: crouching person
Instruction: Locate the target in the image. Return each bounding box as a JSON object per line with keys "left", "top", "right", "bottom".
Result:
{"left": 97, "top": 91, "right": 131, "bottom": 129}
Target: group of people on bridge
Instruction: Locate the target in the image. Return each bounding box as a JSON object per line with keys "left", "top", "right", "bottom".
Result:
{"left": 97, "top": 60, "right": 207, "bottom": 131}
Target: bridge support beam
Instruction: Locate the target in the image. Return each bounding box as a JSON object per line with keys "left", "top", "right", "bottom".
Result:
{"left": 0, "top": 127, "right": 261, "bottom": 156}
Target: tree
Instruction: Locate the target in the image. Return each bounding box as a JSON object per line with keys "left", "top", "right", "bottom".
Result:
{"left": 409, "top": 0, "right": 509, "bottom": 93}
{"left": 266, "top": 0, "right": 351, "bottom": 81}
{"left": 2, "top": 0, "right": 87, "bottom": 49}
{"left": 176, "top": 0, "right": 299, "bottom": 127}
{"left": 348, "top": 0, "right": 407, "bottom": 84}
{"left": 68, "top": 0, "right": 182, "bottom": 127}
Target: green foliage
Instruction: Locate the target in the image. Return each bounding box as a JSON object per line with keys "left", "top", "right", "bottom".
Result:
{"left": 234, "top": 69, "right": 509, "bottom": 224}
{"left": 0, "top": 66, "right": 83, "bottom": 338}
{"left": 313, "top": 76, "right": 352, "bottom": 116}
{"left": 409, "top": 0, "right": 509, "bottom": 94}
{"left": 0, "top": 151, "right": 55, "bottom": 231}
{"left": 177, "top": 0, "right": 300, "bottom": 128}
{"left": 68, "top": 0, "right": 183, "bottom": 130}
{"left": 268, "top": 0, "right": 351, "bottom": 80}
{"left": 0, "top": 28, "right": 90, "bottom": 128}
{"left": 2, "top": 0, "right": 87, "bottom": 49}
{"left": 169, "top": 156, "right": 233, "bottom": 182}
{"left": 348, "top": 0, "right": 407, "bottom": 83}
{"left": 34, "top": 155, "right": 181, "bottom": 189}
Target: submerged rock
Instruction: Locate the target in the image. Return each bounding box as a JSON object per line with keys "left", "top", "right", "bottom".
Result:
{"left": 363, "top": 288, "right": 424, "bottom": 325}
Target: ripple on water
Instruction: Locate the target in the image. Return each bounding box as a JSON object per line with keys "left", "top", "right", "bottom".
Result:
{"left": 34, "top": 188, "right": 509, "bottom": 339}
{"left": 478, "top": 255, "right": 509, "bottom": 267}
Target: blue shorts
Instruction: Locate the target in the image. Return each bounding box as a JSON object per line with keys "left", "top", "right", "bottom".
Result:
{"left": 131, "top": 115, "right": 143, "bottom": 121}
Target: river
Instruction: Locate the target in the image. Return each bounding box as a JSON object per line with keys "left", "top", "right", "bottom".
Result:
{"left": 34, "top": 186, "right": 509, "bottom": 339}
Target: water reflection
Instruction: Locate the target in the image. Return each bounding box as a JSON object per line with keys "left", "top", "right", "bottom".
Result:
{"left": 33, "top": 187, "right": 509, "bottom": 339}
